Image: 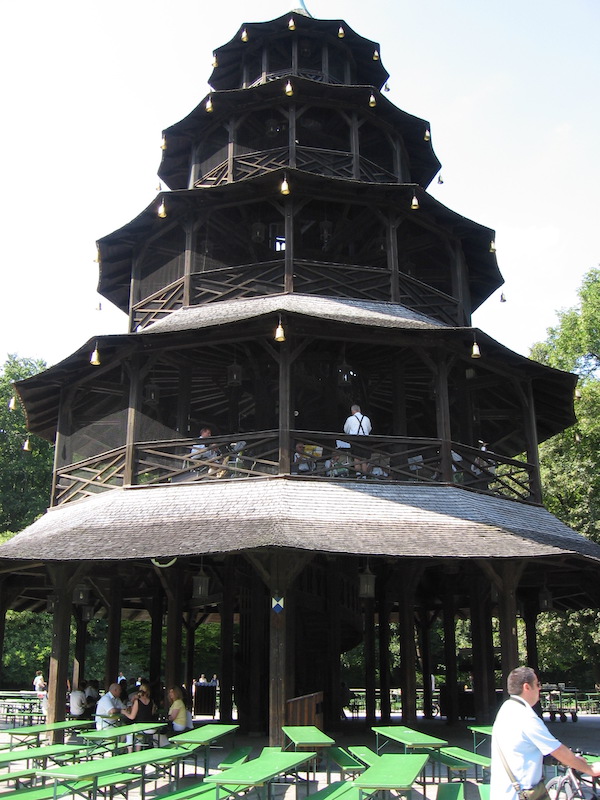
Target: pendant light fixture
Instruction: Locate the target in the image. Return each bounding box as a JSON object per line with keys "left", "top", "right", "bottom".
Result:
{"left": 280, "top": 175, "right": 290, "bottom": 195}
{"left": 368, "top": 93, "right": 376, "bottom": 108}
{"left": 158, "top": 198, "right": 167, "bottom": 218}
{"left": 410, "top": 193, "right": 419, "bottom": 210}
{"left": 205, "top": 96, "right": 214, "bottom": 112}
{"left": 284, "top": 80, "right": 294, "bottom": 96}
{"left": 90, "top": 342, "right": 101, "bottom": 366}
{"left": 274, "top": 315, "right": 286, "bottom": 342}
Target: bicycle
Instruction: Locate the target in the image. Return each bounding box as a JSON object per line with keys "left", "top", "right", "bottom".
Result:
{"left": 546, "top": 767, "right": 598, "bottom": 800}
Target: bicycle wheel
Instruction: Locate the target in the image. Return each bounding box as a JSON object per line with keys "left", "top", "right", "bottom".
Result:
{"left": 546, "top": 776, "right": 575, "bottom": 800}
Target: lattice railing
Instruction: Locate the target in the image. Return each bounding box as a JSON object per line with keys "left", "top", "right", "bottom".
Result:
{"left": 290, "top": 432, "right": 539, "bottom": 503}
{"left": 135, "top": 432, "right": 280, "bottom": 485}
{"left": 54, "top": 447, "right": 127, "bottom": 506}
{"left": 132, "top": 279, "right": 185, "bottom": 329}
{"left": 397, "top": 273, "right": 460, "bottom": 325}
{"left": 52, "top": 432, "right": 539, "bottom": 506}
{"left": 195, "top": 146, "right": 400, "bottom": 188}
{"left": 190, "top": 261, "right": 285, "bottom": 304}
{"left": 292, "top": 260, "right": 391, "bottom": 301}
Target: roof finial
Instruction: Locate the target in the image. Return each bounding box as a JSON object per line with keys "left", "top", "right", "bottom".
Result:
{"left": 297, "top": 0, "right": 313, "bottom": 17}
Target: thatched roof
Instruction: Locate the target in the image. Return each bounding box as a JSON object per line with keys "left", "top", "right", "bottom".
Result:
{"left": 1, "top": 478, "right": 599, "bottom": 564}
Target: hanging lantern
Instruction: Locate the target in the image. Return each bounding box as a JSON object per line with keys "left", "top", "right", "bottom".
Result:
{"left": 288, "top": 17, "right": 296, "bottom": 30}
{"left": 284, "top": 80, "right": 294, "bottom": 97}
{"left": 424, "top": 129, "right": 431, "bottom": 141}
{"left": 241, "top": 29, "right": 248, "bottom": 42}
{"left": 368, "top": 93, "right": 377, "bottom": 108}
{"left": 205, "top": 96, "right": 214, "bottom": 113}
{"left": 274, "top": 315, "right": 286, "bottom": 342}
{"left": 158, "top": 199, "right": 167, "bottom": 218}
{"left": 337, "top": 26, "right": 345, "bottom": 38}
{"left": 372, "top": 49, "right": 379, "bottom": 61}
{"left": 358, "top": 565, "right": 376, "bottom": 598}
{"left": 73, "top": 584, "right": 91, "bottom": 605}
{"left": 410, "top": 193, "right": 419, "bottom": 210}
{"left": 280, "top": 176, "right": 290, "bottom": 195}
{"left": 193, "top": 571, "right": 211, "bottom": 599}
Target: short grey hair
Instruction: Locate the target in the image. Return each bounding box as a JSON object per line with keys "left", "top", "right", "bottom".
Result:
{"left": 351, "top": 404, "right": 361, "bottom": 413}
{"left": 507, "top": 666, "right": 537, "bottom": 696}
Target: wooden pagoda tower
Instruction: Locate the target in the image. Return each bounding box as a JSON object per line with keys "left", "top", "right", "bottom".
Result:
{"left": 3, "top": 10, "right": 600, "bottom": 740}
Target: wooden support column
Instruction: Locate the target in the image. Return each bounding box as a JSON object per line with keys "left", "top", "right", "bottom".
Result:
{"left": 105, "top": 577, "right": 122, "bottom": 691}
{"left": 47, "top": 567, "right": 72, "bottom": 736}
{"left": 524, "top": 381, "right": 543, "bottom": 503}
{"left": 364, "top": 597, "right": 376, "bottom": 725}
{"left": 183, "top": 222, "right": 194, "bottom": 307}
{"left": 72, "top": 611, "right": 87, "bottom": 691}
{"left": 184, "top": 613, "right": 196, "bottom": 692}
{"left": 435, "top": 357, "right": 453, "bottom": 482}
{"left": 497, "top": 563, "right": 521, "bottom": 686}
{"left": 397, "top": 566, "right": 418, "bottom": 723}
{"left": 123, "top": 358, "right": 142, "bottom": 487}
{"left": 247, "top": 551, "right": 310, "bottom": 745}
{"left": 387, "top": 217, "right": 400, "bottom": 304}
{"left": 523, "top": 598, "right": 540, "bottom": 673}
{"left": 149, "top": 590, "right": 163, "bottom": 699}
{"left": 219, "top": 559, "right": 235, "bottom": 723}
{"left": 377, "top": 567, "right": 391, "bottom": 723}
{"left": 278, "top": 335, "right": 292, "bottom": 475}
{"left": 324, "top": 563, "right": 342, "bottom": 730}
{"left": 470, "top": 573, "right": 494, "bottom": 721}
{"left": 284, "top": 198, "right": 294, "bottom": 292}
{"left": 164, "top": 567, "right": 184, "bottom": 698}
{"left": 442, "top": 581, "right": 459, "bottom": 724}
{"left": 418, "top": 609, "right": 435, "bottom": 719}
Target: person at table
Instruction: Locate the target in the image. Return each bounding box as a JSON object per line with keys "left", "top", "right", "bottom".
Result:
{"left": 69, "top": 680, "right": 92, "bottom": 719}
{"left": 491, "top": 666, "right": 600, "bottom": 800}
{"left": 120, "top": 683, "right": 157, "bottom": 750}
{"left": 85, "top": 678, "right": 100, "bottom": 710}
{"left": 167, "top": 685, "right": 188, "bottom": 733}
{"left": 95, "top": 682, "right": 124, "bottom": 729}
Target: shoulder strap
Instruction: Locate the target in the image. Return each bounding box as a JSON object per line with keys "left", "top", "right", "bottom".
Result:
{"left": 497, "top": 744, "right": 523, "bottom": 796}
{"left": 357, "top": 415, "right": 365, "bottom": 434}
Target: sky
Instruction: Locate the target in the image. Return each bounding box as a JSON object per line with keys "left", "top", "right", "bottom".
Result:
{"left": 1, "top": 0, "right": 598, "bottom": 368}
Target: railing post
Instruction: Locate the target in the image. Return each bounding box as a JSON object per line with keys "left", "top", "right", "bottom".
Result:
{"left": 440, "top": 439, "right": 453, "bottom": 482}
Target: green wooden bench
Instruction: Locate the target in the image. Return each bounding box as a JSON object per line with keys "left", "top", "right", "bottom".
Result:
{"left": 328, "top": 747, "right": 366, "bottom": 779}
{"left": 149, "top": 780, "right": 248, "bottom": 800}
{"left": 440, "top": 747, "right": 491, "bottom": 781}
{"left": 478, "top": 784, "right": 490, "bottom": 800}
{"left": 347, "top": 746, "right": 381, "bottom": 767}
{"left": 7, "top": 772, "right": 138, "bottom": 800}
{"left": 423, "top": 749, "right": 469, "bottom": 782}
{"left": 437, "top": 783, "right": 466, "bottom": 800}
{"left": 0, "top": 769, "right": 38, "bottom": 788}
{"left": 301, "top": 780, "right": 368, "bottom": 800}
{"left": 217, "top": 746, "right": 253, "bottom": 770}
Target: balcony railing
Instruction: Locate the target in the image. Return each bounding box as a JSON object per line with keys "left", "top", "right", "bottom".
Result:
{"left": 194, "top": 146, "right": 398, "bottom": 188}
{"left": 52, "top": 431, "right": 539, "bottom": 506}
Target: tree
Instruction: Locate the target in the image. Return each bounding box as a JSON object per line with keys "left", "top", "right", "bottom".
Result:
{"left": 0, "top": 354, "right": 54, "bottom": 532}
{"left": 529, "top": 266, "right": 600, "bottom": 682}
{"left": 531, "top": 266, "right": 600, "bottom": 542}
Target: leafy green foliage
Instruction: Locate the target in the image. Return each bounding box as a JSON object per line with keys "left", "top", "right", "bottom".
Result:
{"left": 0, "top": 355, "right": 54, "bottom": 532}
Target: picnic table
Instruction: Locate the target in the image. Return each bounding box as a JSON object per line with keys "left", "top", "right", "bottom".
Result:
{"left": 372, "top": 725, "right": 448, "bottom": 755}
{"left": 354, "top": 753, "right": 429, "bottom": 800}
{"left": 282, "top": 725, "right": 335, "bottom": 781}
{"left": 4, "top": 720, "right": 95, "bottom": 748}
{"left": 0, "top": 743, "right": 87, "bottom": 771}
{"left": 468, "top": 724, "right": 493, "bottom": 753}
{"left": 203, "top": 749, "right": 317, "bottom": 800}
{"left": 169, "top": 722, "right": 238, "bottom": 776}
{"left": 36, "top": 745, "right": 192, "bottom": 800}
{"left": 81, "top": 721, "right": 165, "bottom": 754}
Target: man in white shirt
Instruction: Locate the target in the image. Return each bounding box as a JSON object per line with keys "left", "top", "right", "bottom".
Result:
{"left": 343, "top": 404, "right": 372, "bottom": 475}
{"left": 491, "top": 667, "right": 600, "bottom": 800}
{"left": 95, "top": 683, "right": 124, "bottom": 729}
{"left": 69, "top": 683, "right": 89, "bottom": 718}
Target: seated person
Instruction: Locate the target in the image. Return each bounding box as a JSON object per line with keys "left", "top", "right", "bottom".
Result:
{"left": 191, "top": 426, "right": 221, "bottom": 461}
{"left": 292, "top": 443, "right": 315, "bottom": 473}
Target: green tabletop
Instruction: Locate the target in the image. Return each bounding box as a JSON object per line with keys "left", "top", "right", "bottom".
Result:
{"left": 169, "top": 722, "right": 239, "bottom": 745}
{"left": 468, "top": 724, "right": 493, "bottom": 752}
{"left": 4, "top": 719, "right": 94, "bottom": 747}
{"left": 36, "top": 745, "right": 191, "bottom": 800}
{"left": 354, "top": 753, "right": 428, "bottom": 800}
{"left": 82, "top": 721, "right": 165, "bottom": 753}
{"left": 282, "top": 726, "right": 335, "bottom": 748}
{"left": 0, "top": 743, "right": 85, "bottom": 768}
{"left": 204, "top": 749, "right": 316, "bottom": 800}
{"left": 169, "top": 723, "right": 239, "bottom": 776}
{"left": 372, "top": 726, "right": 448, "bottom": 754}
